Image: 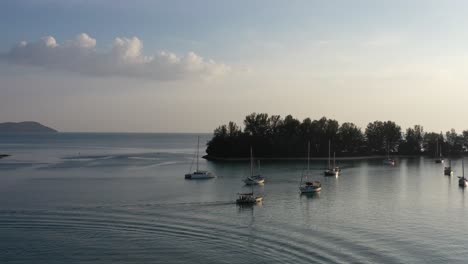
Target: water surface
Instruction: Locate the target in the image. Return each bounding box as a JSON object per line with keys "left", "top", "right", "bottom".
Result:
{"left": 1, "top": 133, "right": 467, "bottom": 263}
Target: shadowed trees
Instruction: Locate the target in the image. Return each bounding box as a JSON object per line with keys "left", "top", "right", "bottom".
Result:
{"left": 365, "top": 121, "right": 401, "bottom": 153}
{"left": 205, "top": 113, "right": 468, "bottom": 159}
{"left": 399, "top": 125, "right": 424, "bottom": 155}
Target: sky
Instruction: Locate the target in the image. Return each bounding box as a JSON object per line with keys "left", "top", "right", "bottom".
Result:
{"left": 1, "top": 0, "right": 468, "bottom": 133}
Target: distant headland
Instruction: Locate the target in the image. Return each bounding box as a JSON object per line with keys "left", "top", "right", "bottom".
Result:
{"left": 204, "top": 113, "right": 468, "bottom": 160}
{"left": 0, "top": 121, "right": 58, "bottom": 134}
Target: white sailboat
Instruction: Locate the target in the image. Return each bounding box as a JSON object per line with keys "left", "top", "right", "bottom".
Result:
{"left": 300, "top": 141, "right": 321, "bottom": 193}
{"left": 185, "top": 136, "right": 215, "bottom": 179}
{"left": 243, "top": 147, "right": 265, "bottom": 185}
{"left": 458, "top": 159, "right": 467, "bottom": 187}
{"left": 324, "top": 140, "right": 339, "bottom": 177}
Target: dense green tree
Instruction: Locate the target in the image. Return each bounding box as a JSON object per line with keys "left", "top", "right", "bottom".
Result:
{"left": 399, "top": 125, "right": 424, "bottom": 154}
{"left": 337, "top": 122, "right": 365, "bottom": 153}
{"left": 205, "top": 113, "right": 466, "bottom": 159}
{"left": 445, "top": 129, "right": 464, "bottom": 155}
{"left": 365, "top": 121, "right": 401, "bottom": 153}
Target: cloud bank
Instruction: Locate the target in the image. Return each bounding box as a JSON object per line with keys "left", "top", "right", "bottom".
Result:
{"left": 2, "top": 33, "right": 230, "bottom": 81}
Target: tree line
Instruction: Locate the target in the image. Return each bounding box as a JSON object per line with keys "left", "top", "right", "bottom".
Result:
{"left": 205, "top": 113, "right": 468, "bottom": 159}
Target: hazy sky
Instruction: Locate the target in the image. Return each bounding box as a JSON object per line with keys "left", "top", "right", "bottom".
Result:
{"left": 1, "top": 0, "right": 468, "bottom": 133}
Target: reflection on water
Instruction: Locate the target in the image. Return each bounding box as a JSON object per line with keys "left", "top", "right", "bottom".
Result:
{"left": 1, "top": 134, "right": 468, "bottom": 263}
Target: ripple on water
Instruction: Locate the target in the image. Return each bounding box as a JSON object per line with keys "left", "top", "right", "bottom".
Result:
{"left": 0, "top": 203, "right": 438, "bottom": 264}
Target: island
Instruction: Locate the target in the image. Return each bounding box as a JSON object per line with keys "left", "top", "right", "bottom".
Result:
{"left": 0, "top": 121, "right": 58, "bottom": 134}
{"left": 204, "top": 113, "right": 467, "bottom": 160}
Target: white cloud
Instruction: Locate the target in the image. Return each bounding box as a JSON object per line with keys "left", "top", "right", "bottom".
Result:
{"left": 2, "top": 33, "right": 230, "bottom": 81}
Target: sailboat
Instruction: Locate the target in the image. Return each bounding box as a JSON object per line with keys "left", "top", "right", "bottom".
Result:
{"left": 324, "top": 140, "right": 340, "bottom": 177}
{"left": 185, "top": 136, "right": 215, "bottom": 179}
{"left": 435, "top": 139, "right": 444, "bottom": 163}
{"left": 300, "top": 141, "right": 321, "bottom": 193}
{"left": 236, "top": 185, "right": 263, "bottom": 204}
{"left": 383, "top": 143, "right": 395, "bottom": 166}
{"left": 458, "top": 159, "right": 467, "bottom": 187}
{"left": 243, "top": 147, "right": 265, "bottom": 185}
{"left": 444, "top": 159, "right": 453, "bottom": 176}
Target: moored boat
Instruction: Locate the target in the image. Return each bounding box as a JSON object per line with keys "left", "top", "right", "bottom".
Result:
{"left": 444, "top": 160, "right": 453, "bottom": 176}
{"left": 300, "top": 141, "right": 322, "bottom": 193}
{"left": 324, "top": 140, "right": 339, "bottom": 177}
{"left": 458, "top": 159, "right": 467, "bottom": 187}
{"left": 243, "top": 147, "right": 265, "bottom": 185}
{"left": 185, "top": 136, "right": 216, "bottom": 179}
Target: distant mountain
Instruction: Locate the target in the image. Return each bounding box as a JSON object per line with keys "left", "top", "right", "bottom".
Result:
{"left": 0, "top": 121, "right": 58, "bottom": 134}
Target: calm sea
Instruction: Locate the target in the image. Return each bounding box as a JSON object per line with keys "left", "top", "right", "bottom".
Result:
{"left": 1, "top": 133, "right": 467, "bottom": 263}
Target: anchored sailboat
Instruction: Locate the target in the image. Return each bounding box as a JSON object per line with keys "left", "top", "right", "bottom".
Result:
{"left": 324, "top": 140, "right": 340, "bottom": 177}
{"left": 458, "top": 159, "right": 467, "bottom": 187}
{"left": 444, "top": 159, "right": 453, "bottom": 176}
{"left": 300, "top": 141, "right": 321, "bottom": 193}
{"left": 185, "top": 136, "right": 215, "bottom": 179}
{"left": 243, "top": 147, "right": 265, "bottom": 185}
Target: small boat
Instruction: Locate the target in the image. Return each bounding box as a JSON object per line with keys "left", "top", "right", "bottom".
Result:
{"left": 236, "top": 191, "right": 263, "bottom": 204}
{"left": 383, "top": 144, "right": 395, "bottom": 166}
{"left": 243, "top": 147, "right": 265, "bottom": 185}
{"left": 444, "top": 159, "right": 453, "bottom": 176}
{"left": 435, "top": 139, "right": 444, "bottom": 164}
{"left": 459, "top": 159, "right": 468, "bottom": 187}
{"left": 300, "top": 141, "right": 321, "bottom": 193}
{"left": 185, "top": 136, "right": 215, "bottom": 179}
{"left": 324, "top": 140, "right": 339, "bottom": 177}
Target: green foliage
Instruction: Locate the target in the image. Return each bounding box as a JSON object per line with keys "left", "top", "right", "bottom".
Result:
{"left": 206, "top": 113, "right": 468, "bottom": 158}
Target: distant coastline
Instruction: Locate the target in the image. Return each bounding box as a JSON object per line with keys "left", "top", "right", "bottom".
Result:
{"left": 0, "top": 154, "right": 10, "bottom": 159}
{"left": 0, "top": 121, "right": 57, "bottom": 134}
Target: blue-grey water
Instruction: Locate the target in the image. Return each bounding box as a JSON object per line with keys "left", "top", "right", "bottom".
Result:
{"left": 1, "top": 133, "right": 468, "bottom": 263}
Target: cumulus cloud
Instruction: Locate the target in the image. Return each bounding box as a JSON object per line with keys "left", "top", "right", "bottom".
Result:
{"left": 2, "top": 33, "right": 230, "bottom": 81}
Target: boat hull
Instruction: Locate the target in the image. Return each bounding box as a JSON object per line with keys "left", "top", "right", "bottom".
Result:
{"left": 299, "top": 186, "right": 321, "bottom": 193}
{"left": 236, "top": 195, "right": 263, "bottom": 204}
{"left": 324, "top": 170, "right": 339, "bottom": 177}
{"left": 185, "top": 172, "right": 215, "bottom": 179}
{"left": 444, "top": 168, "right": 453, "bottom": 176}
{"left": 243, "top": 175, "right": 265, "bottom": 185}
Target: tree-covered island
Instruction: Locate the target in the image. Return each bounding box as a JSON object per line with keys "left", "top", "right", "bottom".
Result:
{"left": 205, "top": 113, "right": 468, "bottom": 160}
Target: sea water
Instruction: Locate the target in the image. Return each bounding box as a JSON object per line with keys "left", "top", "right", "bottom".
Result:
{"left": 1, "top": 133, "right": 467, "bottom": 263}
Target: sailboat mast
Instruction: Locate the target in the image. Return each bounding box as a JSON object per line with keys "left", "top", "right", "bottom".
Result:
{"left": 463, "top": 158, "right": 465, "bottom": 178}
{"left": 196, "top": 136, "right": 199, "bottom": 171}
{"left": 250, "top": 147, "right": 253, "bottom": 177}
{"left": 307, "top": 141, "right": 310, "bottom": 172}
{"left": 328, "top": 140, "right": 331, "bottom": 169}
{"left": 333, "top": 152, "right": 336, "bottom": 168}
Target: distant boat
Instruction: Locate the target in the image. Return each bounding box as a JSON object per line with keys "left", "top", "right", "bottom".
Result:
{"left": 185, "top": 136, "right": 215, "bottom": 179}
{"left": 324, "top": 140, "right": 340, "bottom": 177}
{"left": 435, "top": 139, "right": 444, "bottom": 164}
{"left": 243, "top": 147, "right": 265, "bottom": 185}
{"left": 444, "top": 159, "right": 453, "bottom": 176}
{"left": 458, "top": 159, "right": 467, "bottom": 187}
{"left": 383, "top": 143, "right": 395, "bottom": 166}
{"left": 299, "top": 141, "right": 321, "bottom": 193}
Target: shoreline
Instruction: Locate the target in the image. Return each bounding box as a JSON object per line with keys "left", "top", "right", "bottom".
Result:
{"left": 0, "top": 154, "right": 10, "bottom": 159}
{"left": 203, "top": 155, "right": 423, "bottom": 161}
